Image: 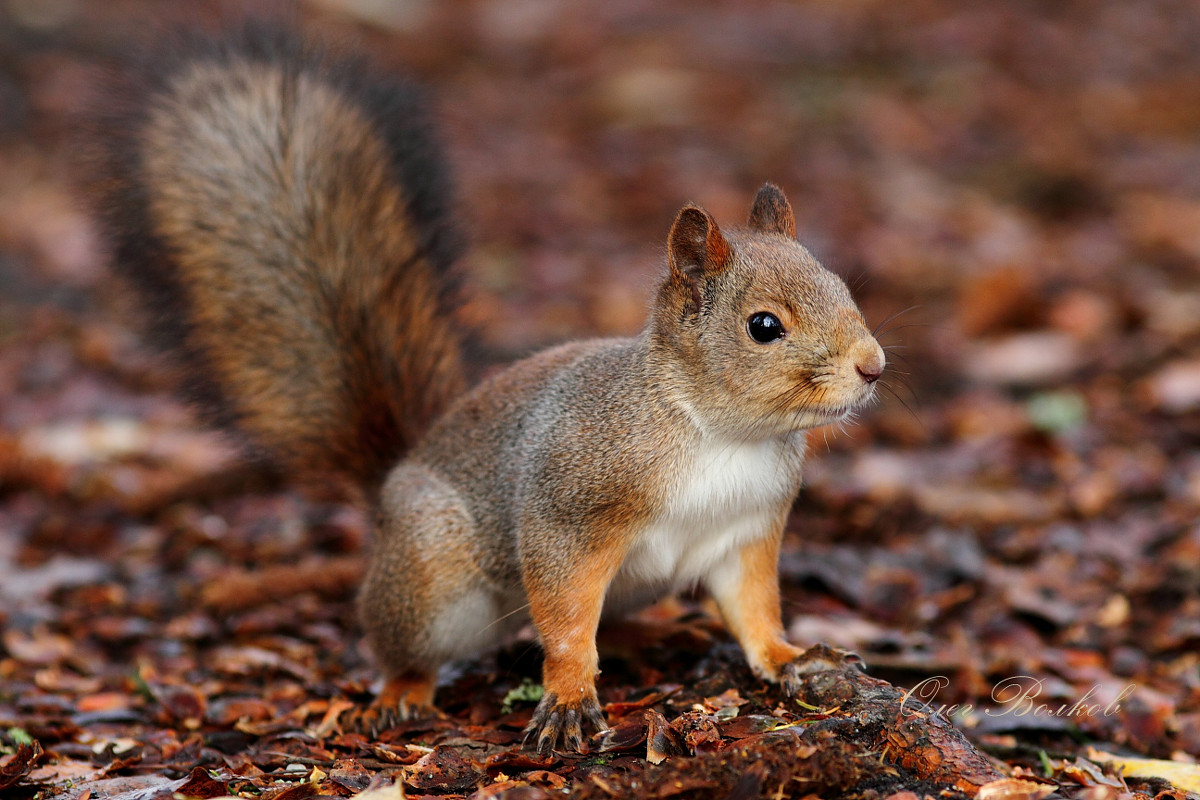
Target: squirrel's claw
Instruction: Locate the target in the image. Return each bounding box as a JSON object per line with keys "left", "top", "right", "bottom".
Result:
{"left": 344, "top": 701, "right": 427, "bottom": 737}
{"left": 779, "top": 644, "right": 866, "bottom": 696}
{"left": 355, "top": 672, "right": 441, "bottom": 736}
{"left": 522, "top": 692, "right": 608, "bottom": 754}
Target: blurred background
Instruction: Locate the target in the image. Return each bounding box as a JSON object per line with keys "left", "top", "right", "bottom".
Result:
{"left": 1, "top": 0, "right": 1198, "bottom": 765}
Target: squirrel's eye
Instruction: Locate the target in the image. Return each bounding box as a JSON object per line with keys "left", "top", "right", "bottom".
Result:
{"left": 747, "top": 312, "right": 784, "bottom": 343}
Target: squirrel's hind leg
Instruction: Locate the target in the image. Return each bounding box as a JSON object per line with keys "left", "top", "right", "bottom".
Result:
{"left": 356, "top": 463, "right": 516, "bottom": 731}
{"left": 348, "top": 669, "right": 440, "bottom": 736}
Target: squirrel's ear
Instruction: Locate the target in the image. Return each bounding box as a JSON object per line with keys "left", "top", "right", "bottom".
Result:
{"left": 748, "top": 183, "right": 796, "bottom": 238}
{"left": 668, "top": 204, "right": 730, "bottom": 281}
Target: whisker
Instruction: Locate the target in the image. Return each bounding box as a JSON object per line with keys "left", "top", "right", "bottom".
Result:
{"left": 881, "top": 350, "right": 916, "bottom": 371}
{"left": 872, "top": 305, "right": 920, "bottom": 338}
{"left": 847, "top": 269, "right": 871, "bottom": 295}
{"left": 880, "top": 382, "right": 922, "bottom": 427}
{"left": 476, "top": 601, "right": 532, "bottom": 636}
{"left": 880, "top": 373, "right": 918, "bottom": 401}
{"left": 875, "top": 321, "right": 931, "bottom": 340}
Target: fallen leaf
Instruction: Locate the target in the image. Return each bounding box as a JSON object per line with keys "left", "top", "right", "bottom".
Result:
{"left": 0, "top": 741, "right": 43, "bottom": 790}
{"left": 975, "top": 777, "right": 1056, "bottom": 800}
{"left": 1087, "top": 748, "right": 1200, "bottom": 793}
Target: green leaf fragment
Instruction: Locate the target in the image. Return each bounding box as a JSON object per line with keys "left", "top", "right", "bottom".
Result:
{"left": 501, "top": 678, "right": 544, "bottom": 714}
{"left": 7, "top": 727, "right": 33, "bottom": 746}
{"left": 1026, "top": 391, "right": 1087, "bottom": 434}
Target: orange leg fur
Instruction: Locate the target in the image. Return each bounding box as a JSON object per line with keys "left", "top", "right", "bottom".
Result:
{"left": 708, "top": 529, "right": 805, "bottom": 682}
{"left": 709, "top": 528, "right": 854, "bottom": 693}
{"left": 522, "top": 542, "right": 624, "bottom": 754}
{"left": 378, "top": 670, "right": 437, "bottom": 712}
{"left": 347, "top": 669, "right": 438, "bottom": 735}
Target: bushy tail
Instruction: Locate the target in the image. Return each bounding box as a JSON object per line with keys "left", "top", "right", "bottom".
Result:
{"left": 86, "top": 23, "right": 466, "bottom": 491}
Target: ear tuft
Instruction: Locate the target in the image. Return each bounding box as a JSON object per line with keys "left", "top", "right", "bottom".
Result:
{"left": 748, "top": 183, "right": 796, "bottom": 238}
{"left": 668, "top": 204, "right": 730, "bottom": 280}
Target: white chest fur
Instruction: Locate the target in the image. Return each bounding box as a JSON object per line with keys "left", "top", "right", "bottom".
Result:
{"left": 606, "top": 432, "right": 806, "bottom": 613}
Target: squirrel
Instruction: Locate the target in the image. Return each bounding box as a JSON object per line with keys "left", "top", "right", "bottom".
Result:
{"left": 85, "top": 23, "right": 885, "bottom": 753}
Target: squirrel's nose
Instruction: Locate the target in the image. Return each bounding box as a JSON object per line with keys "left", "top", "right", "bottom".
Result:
{"left": 856, "top": 362, "right": 882, "bottom": 383}
{"left": 853, "top": 341, "right": 885, "bottom": 384}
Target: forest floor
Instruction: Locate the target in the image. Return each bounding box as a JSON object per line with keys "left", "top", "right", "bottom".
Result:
{"left": 1, "top": 1, "right": 1199, "bottom": 798}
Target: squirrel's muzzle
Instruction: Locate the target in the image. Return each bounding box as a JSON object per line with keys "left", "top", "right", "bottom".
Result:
{"left": 851, "top": 338, "right": 885, "bottom": 385}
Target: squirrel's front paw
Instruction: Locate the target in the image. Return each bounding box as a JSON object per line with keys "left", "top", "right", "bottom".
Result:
{"left": 779, "top": 643, "right": 866, "bottom": 695}
{"left": 522, "top": 692, "right": 609, "bottom": 755}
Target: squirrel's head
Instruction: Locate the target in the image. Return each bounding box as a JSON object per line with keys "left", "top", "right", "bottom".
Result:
{"left": 652, "top": 183, "right": 885, "bottom": 438}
